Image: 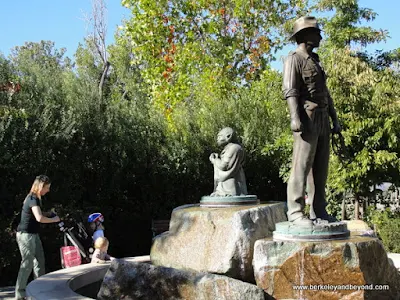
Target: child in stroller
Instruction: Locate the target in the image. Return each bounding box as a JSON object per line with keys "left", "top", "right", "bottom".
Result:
{"left": 87, "top": 212, "right": 116, "bottom": 261}
{"left": 87, "top": 212, "right": 105, "bottom": 242}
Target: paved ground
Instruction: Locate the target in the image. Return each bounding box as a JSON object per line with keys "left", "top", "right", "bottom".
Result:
{"left": 0, "top": 286, "right": 14, "bottom": 300}
{"left": 388, "top": 253, "right": 400, "bottom": 271}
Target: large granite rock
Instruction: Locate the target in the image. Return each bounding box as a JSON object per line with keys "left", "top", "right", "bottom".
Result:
{"left": 150, "top": 202, "right": 286, "bottom": 283}
{"left": 97, "top": 259, "right": 272, "bottom": 300}
{"left": 253, "top": 237, "right": 400, "bottom": 300}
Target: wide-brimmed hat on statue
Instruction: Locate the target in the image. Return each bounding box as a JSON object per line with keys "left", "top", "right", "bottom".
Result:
{"left": 289, "top": 16, "right": 321, "bottom": 40}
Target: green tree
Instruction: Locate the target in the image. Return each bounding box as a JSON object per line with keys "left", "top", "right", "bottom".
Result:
{"left": 120, "top": 0, "right": 309, "bottom": 113}
{"left": 314, "top": 0, "right": 388, "bottom": 48}
{"left": 3, "top": 41, "right": 76, "bottom": 178}
{"left": 166, "top": 68, "right": 290, "bottom": 200}
{"left": 324, "top": 48, "right": 400, "bottom": 219}
{"left": 113, "top": 0, "right": 307, "bottom": 205}
{"left": 315, "top": 0, "right": 400, "bottom": 219}
{"left": 0, "top": 41, "right": 78, "bottom": 285}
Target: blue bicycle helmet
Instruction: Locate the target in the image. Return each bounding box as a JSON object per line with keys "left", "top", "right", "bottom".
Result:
{"left": 88, "top": 212, "right": 104, "bottom": 223}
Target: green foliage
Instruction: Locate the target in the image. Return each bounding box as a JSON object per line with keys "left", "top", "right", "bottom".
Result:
{"left": 357, "top": 48, "right": 400, "bottom": 72}
{"left": 323, "top": 47, "right": 400, "bottom": 198}
{"left": 314, "top": 0, "right": 388, "bottom": 48}
{"left": 0, "top": 40, "right": 166, "bottom": 285}
{"left": 121, "top": 0, "right": 309, "bottom": 111}
{"left": 75, "top": 40, "right": 104, "bottom": 83}
{"left": 313, "top": 0, "right": 400, "bottom": 218}
{"left": 2, "top": 0, "right": 400, "bottom": 287}
{"left": 367, "top": 208, "right": 400, "bottom": 253}
{"left": 165, "top": 68, "right": 289, "bottom": 200}
{"left": 325, "top": 186, "right": 343, "bottom": 219}
{"left": 113, "top": 0, "right": 299, "bottom": 205}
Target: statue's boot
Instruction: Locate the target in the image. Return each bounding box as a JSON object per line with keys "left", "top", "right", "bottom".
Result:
{"left": 323, "top": 215, "right": 338, "bottom": 223}
{"left": 313, "top": 212, "right": 338, "bottom": 223}
{"left": 292, "top": 216, "right": 313, "bottom": 227}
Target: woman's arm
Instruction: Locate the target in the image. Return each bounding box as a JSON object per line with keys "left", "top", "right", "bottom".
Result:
{"left": 42, "top": 208, "right": 56, "bottom": 217}
{"left": 32, "top": 206, "right": 60, "bottom": 223}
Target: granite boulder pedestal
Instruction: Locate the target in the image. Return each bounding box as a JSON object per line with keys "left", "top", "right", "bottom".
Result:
{"left": 253, "top": 236, "right": 400, "bottom": 300}
{"left": 150, "top": 202, "right": 287, "bottom": 283}
{"left": 97, "top": 260, "right": 273, "bottom": 300}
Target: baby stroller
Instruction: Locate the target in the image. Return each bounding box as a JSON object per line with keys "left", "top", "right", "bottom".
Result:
{"left": 58, "top": 215, "right": 93, "bottom": 268}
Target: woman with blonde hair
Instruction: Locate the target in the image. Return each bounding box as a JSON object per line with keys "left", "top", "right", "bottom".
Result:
{"left": 15, "top": 175, "right": 61, "bottom": 300}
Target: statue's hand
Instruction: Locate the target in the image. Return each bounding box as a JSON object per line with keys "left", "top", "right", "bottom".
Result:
{"left": 209, "top": 153, "right": 217, "bottom": 163}
{"left": 290, "top": 117, "right": 303, "bottom": 132}
{"left": 332, "top": 121, "right": 341, "bottom": 134}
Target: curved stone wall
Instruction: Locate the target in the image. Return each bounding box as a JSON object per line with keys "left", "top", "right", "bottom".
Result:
{"left": 26, "top": 256, "right": 150, "bottom": 299}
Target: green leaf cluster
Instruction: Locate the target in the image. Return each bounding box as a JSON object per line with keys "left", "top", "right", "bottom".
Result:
{"left": 121, "top": 0, "right": 309, "bottom": 111}
{"left": 367, "top": 208, "right": 400, "bottom": 253}
{"left": 312, "top": 0, "right": 400, "bottom": 219}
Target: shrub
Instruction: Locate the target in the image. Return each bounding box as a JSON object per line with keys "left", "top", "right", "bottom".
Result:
{"left": 367, "top": 208, "right": 400, "bottom": 253}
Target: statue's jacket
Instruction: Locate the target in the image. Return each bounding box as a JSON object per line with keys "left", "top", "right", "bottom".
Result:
{"left": 282, "top": 47, "right": 332, "bottom": 135}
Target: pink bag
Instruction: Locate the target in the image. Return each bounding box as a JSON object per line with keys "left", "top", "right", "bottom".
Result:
{"left": 60, "top": 234, "right": 82, "bottom": 268}
{"left": 61, "top": 246, "right": 81, "bottom": 268}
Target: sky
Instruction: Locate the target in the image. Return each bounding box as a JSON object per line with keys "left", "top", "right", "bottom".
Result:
{"left": 0, "top": 0, "right": 130, "bottom": 58}
{"left": 0, "top": 0, "right": 399, "bottom": 66}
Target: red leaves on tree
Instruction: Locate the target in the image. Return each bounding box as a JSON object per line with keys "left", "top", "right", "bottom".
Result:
{"left": 0, "top": 82, "right": 21, "bottom": 95}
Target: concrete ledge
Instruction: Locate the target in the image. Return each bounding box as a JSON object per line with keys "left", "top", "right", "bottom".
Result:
{"left": 26, "top": 255, "right": 150, "bottom": 300}
{"left": 388, "top": 253, "right": 400, "bottom": 270}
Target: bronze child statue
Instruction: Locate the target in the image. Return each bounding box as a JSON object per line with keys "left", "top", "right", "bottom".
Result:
{"left": 209, "top": 127, "right": 248, "bottom": 197}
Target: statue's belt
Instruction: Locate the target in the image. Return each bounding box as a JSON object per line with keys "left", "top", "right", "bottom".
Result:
{"left": 301, "top": 91, "right": 329, "bottom": 106}
{"left": 301, "top": 99, "right": 328, "bottom": 110}
{"left": 312, "top": 106, "right": 328, "bottom": 111}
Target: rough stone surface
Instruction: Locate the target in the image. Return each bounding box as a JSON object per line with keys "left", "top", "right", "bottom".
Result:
{"left": 97, "top": 259, "right": 272, "bottom": 300}
{"left": 253, "top": 237, "right": 400, "bottom": 300}
{"left": 150, "top": 202, "right": 286, "bottom": 283}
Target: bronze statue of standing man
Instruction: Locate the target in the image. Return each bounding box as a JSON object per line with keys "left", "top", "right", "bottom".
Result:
{"left": 283, "top": 16, "right": 341, "bottom": 226}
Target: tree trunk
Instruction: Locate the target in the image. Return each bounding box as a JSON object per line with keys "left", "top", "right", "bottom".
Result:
{"left": 341, "top": 198, "right": 346, "bottom": 221}
{"left": 361, "top": 197, "right": 367, "bottom": 220}
{"left": 99, "top": 61, "right": 110, "bottom": 99}
{"left": 354, "top": 195, "right": 360, "bottom": 220}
